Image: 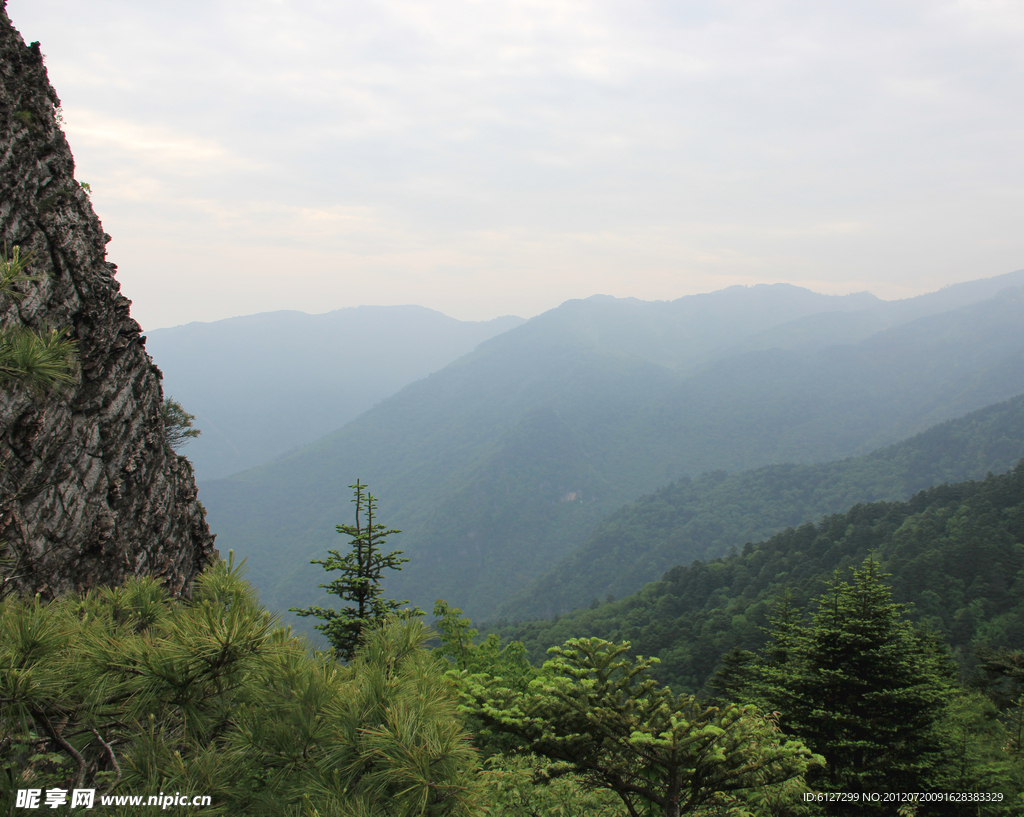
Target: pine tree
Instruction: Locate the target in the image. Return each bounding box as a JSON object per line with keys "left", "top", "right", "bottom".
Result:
{"left": 0, "top": 244, "right": 76, "bottom": 393}
{"left": 0, "top": 562, "right": 481, "bottom": 816}
{"left": 291, "top": 480, "right": 420, "bottom": 661}
{"left": 160, "top": 397, "right": 201, "bottom": 450}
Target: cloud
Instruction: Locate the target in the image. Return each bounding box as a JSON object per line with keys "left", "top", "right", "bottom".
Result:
{"left": 8, "top": 0, "right": 1024, "bottom": 328}
{"left": 61, "top": 109, "right": 255, "bottom": 174}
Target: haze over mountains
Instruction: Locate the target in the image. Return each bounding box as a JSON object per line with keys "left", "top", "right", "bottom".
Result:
{"left": 501, "top": 392, "right": 1024, "bottom": 621}
{"left": 157, "top": 269, "right": 1024, "bottom": 627}
{"left": 145, "top": 306, "right": 524, "bottom": 479}
{"left": 149, "top": 269, "right": 1024, "bottom": 482}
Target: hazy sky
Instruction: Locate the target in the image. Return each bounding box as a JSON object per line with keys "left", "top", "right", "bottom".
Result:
{"left": 9, "top": 0, "right": 1024, "bottom": 330}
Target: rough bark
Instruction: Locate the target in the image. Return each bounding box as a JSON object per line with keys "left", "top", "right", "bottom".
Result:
{"left": 0, "top": 2, "right": 217, "bottom": 599}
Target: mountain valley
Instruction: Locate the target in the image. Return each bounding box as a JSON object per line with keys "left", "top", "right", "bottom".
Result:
{"left": 189, "top": 275, "right": 1024, "bottom": 626}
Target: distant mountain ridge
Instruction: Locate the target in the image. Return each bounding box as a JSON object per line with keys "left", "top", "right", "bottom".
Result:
{"left": 197, "top": 274, "right": 1024, "bottom": 624}
{"left": 150, "top": 269, "right": 1024, "bottom": 482}
{"left": 145, "top": 306, "right": 524, "bottom": 479}
{"left": 514, "top": 268, "right": 1024, "bottom": 375}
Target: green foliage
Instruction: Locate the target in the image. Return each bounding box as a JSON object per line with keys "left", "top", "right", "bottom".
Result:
{"left": 0, "top": 244, "right": 41, "bottom": 296}
{"left": 461, "top": 636, "right": 820, "bottom": 817}
{"left": 500, "top": 463, "right": 1024, "bottom": 693}
{"left": 478, "top": 753, "right": 624, "bottom": 817}
{"left": 741, "top": 557, "right": 956, "bottom": 797}
{"left": 976, "top": 647, "right": 1024, "bottom": 716}
{"left": 433, "top": 599, "right": 532, "bottom": 685}
{"left": 432, "top": 600, "right": 536, "bottom": 760}
{"left": 0, "top": 560, "right": 480, "bottom": 816}
{"left": 160, "top": 396, "right": 201, "bottom": 450}
{"left": 291, "top": 481, "right": 420, "bottom": 661}
{"left": 0, "top": 563, "right": 837, "bottom": 817}
{"left": 973, "top": 647, "right": 1024, "bottom": 808}
{"left": 0, "top": 244, "right": 77, "bottom": 393}
{"left": 706, "top": 558, "right": 1024, "bottom": 814}
{"left": 0, "top": 326, "right": 77, "bottom": 393}
{"left": 932, "top": 692, "right": 1024, "bottom": 815}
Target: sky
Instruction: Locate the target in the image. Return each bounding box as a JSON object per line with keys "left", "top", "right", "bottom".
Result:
{"left": 8, "top": 0, "right": 1024, "bottom": 330}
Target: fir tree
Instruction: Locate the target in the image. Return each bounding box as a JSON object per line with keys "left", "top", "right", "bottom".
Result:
{"left": 463, "top": 636, "right": 821, "bottom": 817}
{"left": 750, "top": 556, "right": 955, "bottom": 800}
{"left": 291, "top": 480, "right": 420, "bottom": 661}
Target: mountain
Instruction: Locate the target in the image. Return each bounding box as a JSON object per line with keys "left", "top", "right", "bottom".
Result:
{"left": 498, "top": 461, "right": 1024, "bottom": 693}
{"left": 199, "top": 281, "right": 1024, "bottom": 624}
{"left": 154, "top": 269, "right": 1024, "bottom": 485}
{"left": 0, "top": 13, "right": 214, "bottom": 597}
{"left": 718, "top": 270, "right": 1024, "bottom": 358}
{"left": 499, "top": 393, "right": 1024, "bottom": 620}
{"left": 144, "top": 307, "right": 524, "bottom": 480}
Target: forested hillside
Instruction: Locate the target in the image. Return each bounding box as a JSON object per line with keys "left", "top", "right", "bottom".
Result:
{"left": 202, "top": 283, "right": 1024, "bottom": 624}
{"left": 499, "top": 461, "right": 1024, "bottom": 693}
{"left": 500, "top": 392, "right": 1024, "bottom": 619}
{"left": 11, "top": 0, "right": 1024, "bottom": 809}
{"left": 145, "top": 306, "right": 523, "bottom": 479}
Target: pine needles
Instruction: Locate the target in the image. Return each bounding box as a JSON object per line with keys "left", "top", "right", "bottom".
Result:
{"left": 0, "top": 244, "right": 77, "bottom": 394}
